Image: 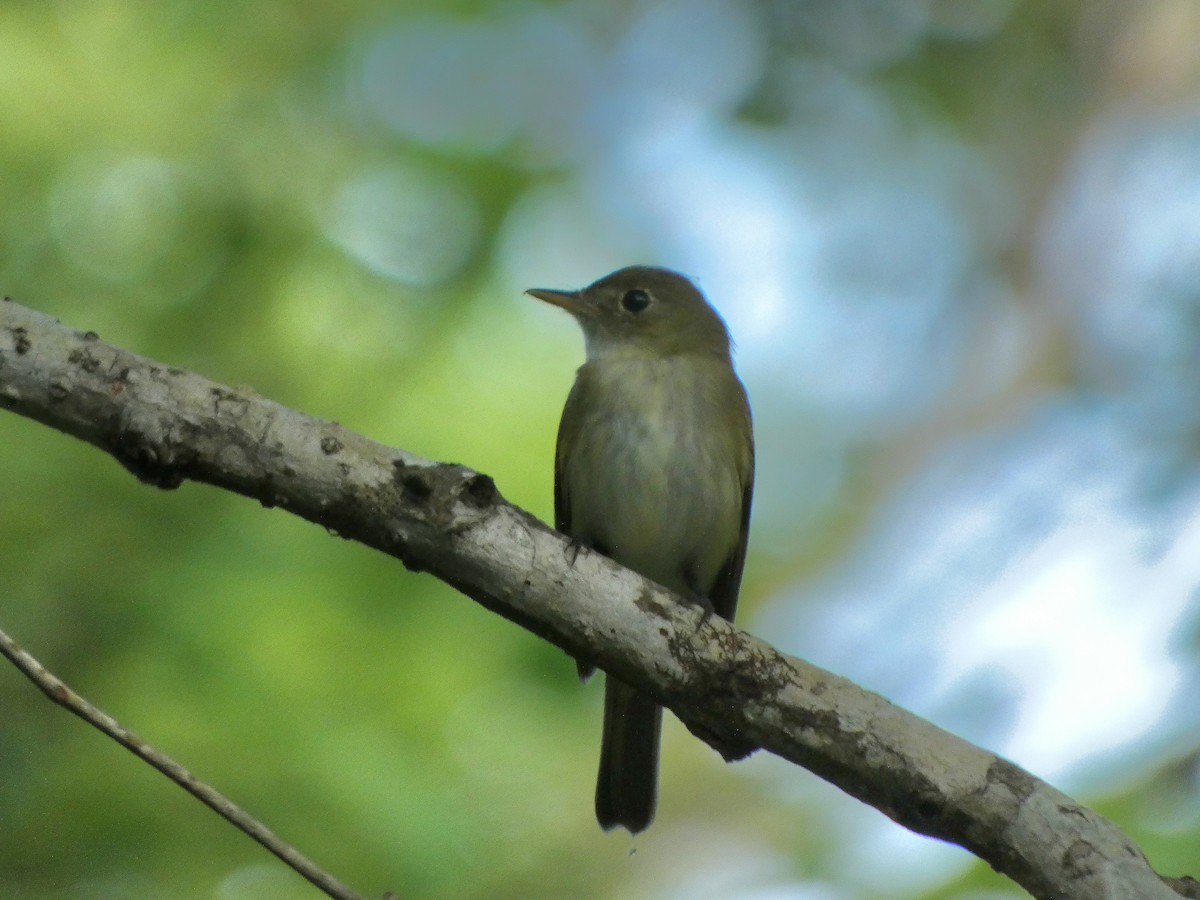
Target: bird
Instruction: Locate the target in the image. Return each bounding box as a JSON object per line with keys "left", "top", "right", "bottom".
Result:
{"left": 527, "top": 265, "right": 754, "bottom": 833}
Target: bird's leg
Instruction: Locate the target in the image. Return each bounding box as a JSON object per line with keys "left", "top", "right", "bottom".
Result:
{"left": 682, "top": 565, "right": 717, "bottom": 631}
{"left": 566, "top": 535, "right": 603, "bottom": 680}
{"left": 691, "top": 600, "right": 716, "bottom": 635}
{"left": 564, "top": 533, "right": 605, "bottom": 567}
{"left": 564, "top": 535, "right": 586, "bottom": 566}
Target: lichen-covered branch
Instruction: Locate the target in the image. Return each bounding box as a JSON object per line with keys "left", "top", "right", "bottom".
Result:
{"left": 0, "top": 297, "right": 1188, "bottom": 899}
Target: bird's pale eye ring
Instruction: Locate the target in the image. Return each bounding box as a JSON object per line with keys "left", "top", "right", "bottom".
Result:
{"left": 621, "top": 289, "right": 651, "bottom": 313}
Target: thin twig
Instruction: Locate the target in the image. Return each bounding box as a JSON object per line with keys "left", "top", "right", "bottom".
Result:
{"left": 0, "top": 626, "right": 366, "bottom": 900}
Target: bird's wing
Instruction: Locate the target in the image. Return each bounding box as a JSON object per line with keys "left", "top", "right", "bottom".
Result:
{"left": 555, "top": 373, "right": 600, "bottom": 681}
{"left": 709, "top": 387, "right": 754, "bottom": 623}
{"left": 553, "top": 376, "right": 586, "bottom": 535}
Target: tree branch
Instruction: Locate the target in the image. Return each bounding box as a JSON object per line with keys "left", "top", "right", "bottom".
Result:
{"left": 0, "top": 297, "right": 1190, "bottom": 899}
{"left": 0, "top": 627, "right": 365, "bottom": 900}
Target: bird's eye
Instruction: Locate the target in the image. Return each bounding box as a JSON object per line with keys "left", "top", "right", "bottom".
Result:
{"left": 621, "top": 289, "right": 650, "bottom": 313}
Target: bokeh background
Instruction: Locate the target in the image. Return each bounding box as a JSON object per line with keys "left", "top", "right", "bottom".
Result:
{"left": 3, "top": 1, "right": 1200, "bottom": 897}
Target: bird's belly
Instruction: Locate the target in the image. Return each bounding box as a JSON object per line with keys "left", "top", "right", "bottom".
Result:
{"left": 567, "top": 402, "right": 741, "bottom": 597}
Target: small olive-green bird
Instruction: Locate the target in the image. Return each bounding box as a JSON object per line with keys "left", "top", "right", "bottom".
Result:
{"left": 528, "top": 265, "right": 754, "bottom": 834}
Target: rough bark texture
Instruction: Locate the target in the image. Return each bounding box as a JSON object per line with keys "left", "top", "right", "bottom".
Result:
{"left": 0, "top": 297, "right": 1189, "bottom": 899}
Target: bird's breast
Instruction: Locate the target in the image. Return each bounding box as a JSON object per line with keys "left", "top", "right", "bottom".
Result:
{"left": 562, "top": 356, "right": 747, "bottom": 597}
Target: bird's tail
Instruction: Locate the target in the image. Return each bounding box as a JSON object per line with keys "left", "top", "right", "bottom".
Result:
{"left": 595, "top": 676, "right": 661, "bottom": 833}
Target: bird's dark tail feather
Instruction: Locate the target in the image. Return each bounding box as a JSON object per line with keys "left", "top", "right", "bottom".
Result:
{"left": 595, "top": 677, "right": 661, "bottom": 833}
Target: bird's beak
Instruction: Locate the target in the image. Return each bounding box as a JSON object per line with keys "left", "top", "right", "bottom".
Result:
{"left": 526, "top": 288, "right": 593, "bottom": 318}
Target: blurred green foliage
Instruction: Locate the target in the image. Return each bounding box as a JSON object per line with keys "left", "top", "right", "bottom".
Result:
{"left": 3, "top": 2, "right": 1200, "bottom": 898}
